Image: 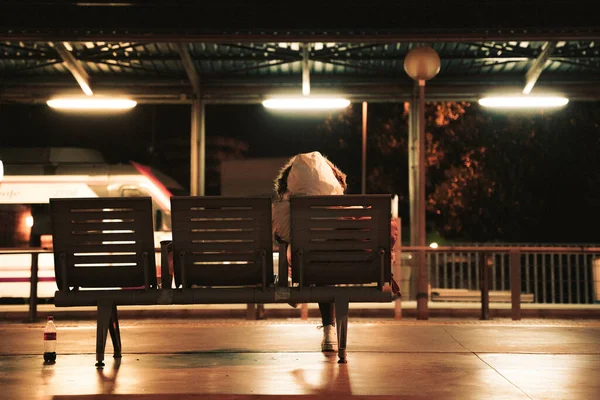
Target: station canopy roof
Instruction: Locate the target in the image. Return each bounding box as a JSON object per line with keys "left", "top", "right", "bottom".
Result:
{"left": 1, "top": 0, "right": 599, "bottom": 104}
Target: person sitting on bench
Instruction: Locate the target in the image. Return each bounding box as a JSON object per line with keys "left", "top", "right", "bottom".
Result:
{"left": 272, "top": 151, "right": 400, "bottom": 352}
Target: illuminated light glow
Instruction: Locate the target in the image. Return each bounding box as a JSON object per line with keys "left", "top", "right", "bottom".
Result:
{"left": 25, "top": 216, "right": 34, "bottom": 228}
{"left": 47, "top": 98, "right": 137, "bottom": 110}
{"left": 262, "top": 97, "right": 350, "bottom": 110}
{"left": 429, "top": 242, "right": 439, "bottom": 249}
{"left": 131, "top": 162, "right": 173, "bottom": 211}
{"left": 139, "top": 180, "right": 171, "bottom": 212}
{"left": 478, "top": 96, "right": 569, "bottom": 108}
{"left": 302, "top": 81, "right": 310, "bottom": 96}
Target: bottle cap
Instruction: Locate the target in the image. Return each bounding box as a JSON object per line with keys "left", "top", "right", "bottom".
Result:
{"left": 47, "top": 316, "right": 54, "bottom": 321}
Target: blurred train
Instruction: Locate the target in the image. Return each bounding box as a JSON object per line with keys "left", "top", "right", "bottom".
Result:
{"left": 0, "top": 147, "right": 185, "bottom": 299}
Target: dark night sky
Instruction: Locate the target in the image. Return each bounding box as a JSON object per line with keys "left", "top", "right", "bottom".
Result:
{"left": 1, "top": 101, "right": 599, "bottom": 243}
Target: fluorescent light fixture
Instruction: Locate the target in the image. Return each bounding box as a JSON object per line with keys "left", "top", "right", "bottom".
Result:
{"left": 47, "top": 97, "right": 137, "bottom": 110}
{"left": 262, "top": 97, "right": 350, "bottom": 110}
{"left": 478, "top": 96, "right": 569, "bottom": 108}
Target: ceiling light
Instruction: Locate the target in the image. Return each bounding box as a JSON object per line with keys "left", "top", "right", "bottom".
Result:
{"left": 478, "top": 96, "right": 568, "bottom": 108}
{"left": 47, "top": 97, "right": 137, "bottom": 110}
{"left": 262, "top": 97, "right": 351, "bottom": 110}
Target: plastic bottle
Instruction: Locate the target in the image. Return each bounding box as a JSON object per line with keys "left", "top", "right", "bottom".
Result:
{"left": 43, "top": 316, "right": 56, "bottom": 363}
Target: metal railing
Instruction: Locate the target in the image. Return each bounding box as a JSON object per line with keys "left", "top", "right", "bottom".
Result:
{"left": 423, "top": 251, "right": 598, "bottom": 304}
{"left": 399, "top": 246, "right": 600, "bottom": 320}
{"left": 2, "top": 245, "right": 599, "bottom": 322}
{"left": 0, "top": 248, "right": 53, "bottom": 322}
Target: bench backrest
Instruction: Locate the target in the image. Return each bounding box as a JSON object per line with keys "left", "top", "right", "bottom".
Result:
{"left": 50, "top": 197, "right": 156, "bottom": 290}
{"left": 171, "top": 196, "right": 273, "bottom": 288}
{"left": 290, "top": 194, "right": 391, "bottom": 287}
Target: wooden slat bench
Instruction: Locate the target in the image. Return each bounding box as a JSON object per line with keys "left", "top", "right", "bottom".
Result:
{"left": 50, "top": 197, "right": 157, "bottom": 367}
{"left": 51, "top": 195, "right": 396, "bottom": 367}
{"left": 288, "top": 194, "right": 393, "bottom": 362}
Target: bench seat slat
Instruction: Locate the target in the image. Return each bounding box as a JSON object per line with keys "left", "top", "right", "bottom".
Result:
{"left": 55, "top": 221, "right": 140, "bottom": 231}
{"left": 173, "top": 220, "right": 258, "bottom": 230}
{"left": 72, "top": 254, "right": 139, "bottom": 265}
{"left": 300, "top": 241, "right": 377, "bottom": 251}
{"left": 304, "top": 251, "right": 375, "bottom": 262}
{"left": 69, "top": 243, "right": 141, "bottom": 253}
{"left": 64, "top": 232, "right": 140, "bottom": 243}
{"left": 184, "top": 231, "right": 259, "bottom": 241}
{"left": 297, "top": 208, "right": 378, "bottom": 218}
{"left": 303, "top": 219, "right": 374, "bottom": 229}
{"left": 186, "top": 252, "right": 257, "bottom": 262}
{"left": 307, "top": 229, "right": 376, "bottom": 240}
{"left": 176, "top": 241, "right": 257, "bottom": 251}
{"left": 174, "top": 209, "right": 263, "bottom": 219}
{"left": 53, "top": 210, "right": 146, "bottom": 221}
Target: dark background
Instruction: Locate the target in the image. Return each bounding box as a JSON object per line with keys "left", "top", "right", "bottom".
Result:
{"left": 1, "top": 101, "right": 599, "bottom": 244}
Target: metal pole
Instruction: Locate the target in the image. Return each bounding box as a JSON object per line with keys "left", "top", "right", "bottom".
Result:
{"left": 418, "top": 81, "right": 426, "bottom": 252}
{"left": 416, "top": 80, "right": 428, "bottom": 320}
{"left": 361, "top": 101, "right": 368, "bottom": 194}
{"left": 28, "top": 252, "right": 39, "bottom": 322}
{"left": 408, "top": 88, "right": 418, "bottom": 246}
{"left": 510, "top": 250, "right": 522, "bottom": 320}
{"left": 190, "top": 99, "right": 206, "bottom": 196}
{"left": 480, "top": 252, "right": 490, "bottom": 320}
{"left": 408, "top": 88, "right": 419, "bottom": 304}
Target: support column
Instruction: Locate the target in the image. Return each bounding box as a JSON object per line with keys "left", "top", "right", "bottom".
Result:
{"left": 408, "top": 86, "right": 418, "bottom": 247}
{"left": 416, "top": 81, "right": 429, "bottom": 320}
{"left": 404, "top": 46, "right": 439, "bottom": 320}
{"left": 361, "top": 101, "right": 368, "bottom": 194}
{"left": 190, "top": 99, "right": 205, "bottom": 196}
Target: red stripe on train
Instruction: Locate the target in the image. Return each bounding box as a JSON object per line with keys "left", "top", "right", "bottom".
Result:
{"left": 0, "top": 277, "right": 56, "bottom": 283}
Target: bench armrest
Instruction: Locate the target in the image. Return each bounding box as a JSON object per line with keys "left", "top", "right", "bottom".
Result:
{"left": 160, "top": 240, "right": 173, "bottom": 289}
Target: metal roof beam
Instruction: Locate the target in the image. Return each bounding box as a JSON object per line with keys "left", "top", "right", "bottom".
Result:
{"left": 177, "top": 43, "right": 201, "bottom": 97}
{"left": 53, "top": 42, "right": 93, "bottom": 96}
{"left": 523, "top": 41, "right": 556, "bottom": 94}
{"left": 4, "top": 81, "right": 600, "bottom": 104}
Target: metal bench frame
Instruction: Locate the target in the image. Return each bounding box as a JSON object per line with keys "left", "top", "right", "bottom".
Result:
{"left": 52, "top": 195, "right": 395, "bottom": 366}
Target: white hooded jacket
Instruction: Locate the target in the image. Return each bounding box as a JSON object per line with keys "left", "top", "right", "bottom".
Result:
{"left": 272, "top": 152, "right": 345, "bottom": 248}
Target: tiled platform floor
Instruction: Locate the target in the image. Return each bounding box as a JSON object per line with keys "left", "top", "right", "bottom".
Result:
{"left": 1, "top": 318, "right": 600, "bottom": 399}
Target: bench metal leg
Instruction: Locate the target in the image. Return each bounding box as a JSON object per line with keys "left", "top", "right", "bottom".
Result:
{"left": 95, "top": 301, "right": 121, "bottom": 368}
{"left": 334, "top": 296, "right": 349, "bottom": 364}
{"left": 108, "top": 304, "right": 122, "bottom": 359}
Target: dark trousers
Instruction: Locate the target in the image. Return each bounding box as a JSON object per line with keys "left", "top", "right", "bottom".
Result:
{"left": 318, "top": 302, "right": 335, "bottom": 326}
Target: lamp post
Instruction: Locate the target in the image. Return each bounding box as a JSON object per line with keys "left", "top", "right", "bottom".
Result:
{"left": 404, "top": 46, "right": 440, "bottom": 320}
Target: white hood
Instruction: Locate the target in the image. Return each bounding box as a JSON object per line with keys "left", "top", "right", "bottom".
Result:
{"left": 286, "top": 152, "right": 345, "bottom": 196}
{"left": 273, "top": 152, "right": 344, "bottom": 243}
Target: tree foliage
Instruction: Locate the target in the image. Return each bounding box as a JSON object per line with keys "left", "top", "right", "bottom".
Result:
{"left": 317, "top": 101, "right": 600, "bottom": 243}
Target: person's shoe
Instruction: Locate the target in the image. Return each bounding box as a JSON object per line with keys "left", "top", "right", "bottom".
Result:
{"left": 320, "top": 325, "right": 338, "bottom": 352}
